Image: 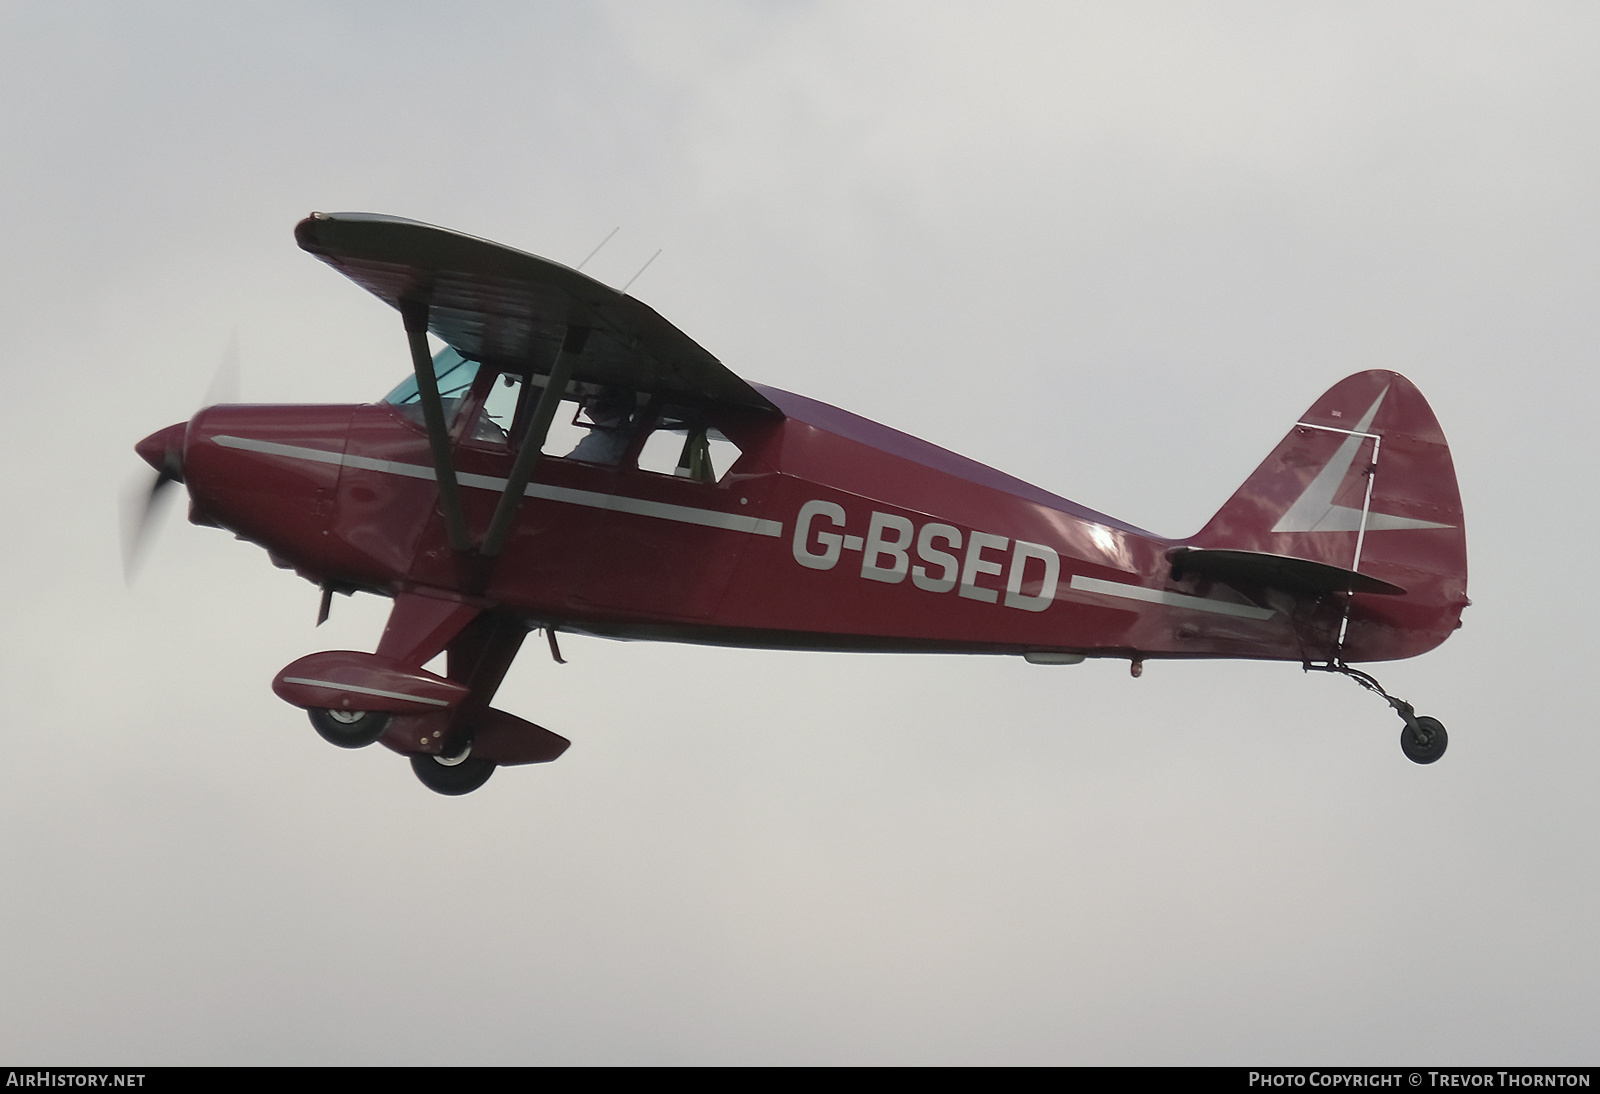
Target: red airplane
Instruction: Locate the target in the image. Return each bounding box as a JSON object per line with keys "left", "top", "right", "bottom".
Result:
{"left": 133, "top": 213, "right": 1469, "bottom": 795}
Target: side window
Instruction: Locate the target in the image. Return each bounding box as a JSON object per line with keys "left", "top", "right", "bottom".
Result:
{"left": 539, "top": 398, "right": 592, "bottom": 456}
{"left": 470, "top": 371, "right": 525, "bottom": 444}
{"left": 544, "top": 387, "right": 640, "bottom": 463}
{"left": 635, "top": 409, "right": 743, "bottom": 483}
{"left": 462, "top": 377, "right": 644, "bottom": 461}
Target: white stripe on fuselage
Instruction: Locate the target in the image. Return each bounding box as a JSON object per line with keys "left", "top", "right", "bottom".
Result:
{"left": 211, "top": 435, "right": 785, "bottom": 537}
{"left": 219, "top": 434, "right": 1275, "bottom": 622}
{"left": 1068, "top": 574, "right": 1275, "bottom": 620}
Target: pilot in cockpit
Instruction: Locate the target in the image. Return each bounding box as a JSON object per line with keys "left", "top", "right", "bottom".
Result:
{"left": 566, "top": 387, "right": 637, "bottom": 465}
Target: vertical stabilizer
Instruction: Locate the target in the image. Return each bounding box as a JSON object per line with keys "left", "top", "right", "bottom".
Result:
{"left": 1188, "top": 371, "right": 1468, "bottom": 661}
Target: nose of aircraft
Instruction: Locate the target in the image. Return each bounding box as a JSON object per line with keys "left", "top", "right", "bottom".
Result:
{"left": 136, "top": 421, "right": 188, "bottom": 482}
{"left": 125, "top": 420, "right": 192, "bottom": 578}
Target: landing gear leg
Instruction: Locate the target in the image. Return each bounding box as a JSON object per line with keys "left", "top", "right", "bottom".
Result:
{"left": 1306, "top": 661, "right": 1448, "bottom": 765}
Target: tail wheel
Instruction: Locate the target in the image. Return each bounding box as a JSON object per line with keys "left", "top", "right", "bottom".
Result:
{"left": 309, "top": 708, "right": 390, "bottom": 749}
{"left": 410, "top": 747, "right": 496, "bottom": 795}
{"left": 1400, "top": 716, "right": 1448, "bottom": 765}
{"left": 1305, "top": 662, "right": 1451, "bottom": 767}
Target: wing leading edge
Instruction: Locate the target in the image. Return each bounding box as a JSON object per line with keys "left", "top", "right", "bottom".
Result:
{"left": 294, "top": 212, "right": 780, "bottom": 415}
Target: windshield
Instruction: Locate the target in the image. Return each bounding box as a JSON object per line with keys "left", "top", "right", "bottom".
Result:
{"left": 384, "top": 345, "right": 480, "bottom": 406}
{"left": 384, "top": 345, "right": 480, "bottom": 429}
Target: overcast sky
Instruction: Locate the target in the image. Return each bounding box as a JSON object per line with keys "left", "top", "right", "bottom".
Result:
{"left": 1, "top": 2, "right": 1596, "bottom": 1065}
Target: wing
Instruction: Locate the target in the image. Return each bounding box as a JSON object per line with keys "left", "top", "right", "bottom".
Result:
{"left": 294, "top": 212, "right": 779, "bottom": 415}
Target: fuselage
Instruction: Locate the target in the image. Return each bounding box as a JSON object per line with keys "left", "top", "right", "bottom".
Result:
{"left": 171, "top": 373, "right": 1345, "bottom": 666}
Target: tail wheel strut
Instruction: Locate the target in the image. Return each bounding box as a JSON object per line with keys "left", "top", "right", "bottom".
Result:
{"left": 1306, "top": 661, "right": 1448, "bottom": 765}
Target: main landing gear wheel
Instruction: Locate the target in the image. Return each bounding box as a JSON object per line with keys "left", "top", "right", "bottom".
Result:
{"left": 1400, "top": 715, "right": 1448, "bottom": 765}
{"left": 410, "top": 743, "right": 496, "bottom": 796}
{"left": 309, "top": 708, "right": 390, "bottom": 749}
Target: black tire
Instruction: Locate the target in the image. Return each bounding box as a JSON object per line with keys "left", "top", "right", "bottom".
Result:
{"left": 410, "top": 753, "right": 496, "bottom": 796}
{"left": 1400, "top": 716, "right": 1448, "bottom": 765}
{"left": 309, "top": 708, "right": 390, "bottom": 749}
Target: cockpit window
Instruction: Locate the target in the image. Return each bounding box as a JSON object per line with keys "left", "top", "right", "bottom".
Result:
{"left": 472, "top": 371, "right": 524, "bottom": 444}
{"left": 384, "top": 346, "right": 480, "bottom": 429}
{"left": 380, "top": 359, "right": 743, "bottom": 484}
{"left": 635, "top": 408, "right": 742, "bottom": 483}
{"left": 562, "top": 388, "right": 639, "bottom": 464}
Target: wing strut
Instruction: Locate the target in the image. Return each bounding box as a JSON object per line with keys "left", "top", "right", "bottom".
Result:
{"left": 398, "top": 304, "right": 592, "bottom": 562}
{"left": 480, "top": 325, "right": 590, "bottom": 558}
{"left": 400, "top": 299, "right": 471, "bottom": 553}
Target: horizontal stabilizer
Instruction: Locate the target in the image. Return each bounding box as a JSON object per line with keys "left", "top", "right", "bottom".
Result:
{"left": 1167, "top": 547, "right": 1407, "bottom": 596}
